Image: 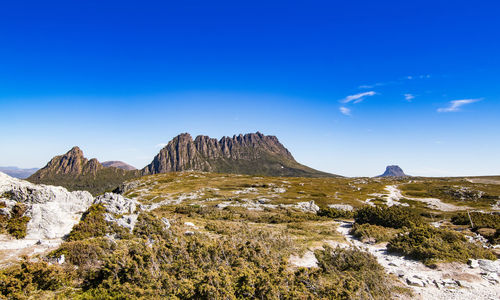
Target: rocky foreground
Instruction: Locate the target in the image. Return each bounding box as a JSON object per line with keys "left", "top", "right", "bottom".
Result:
{"left": 0, "top": 172, "right": 92, "bottom": 264}
{"left": 1, "top": 171, "right": 499, "bottom": 299}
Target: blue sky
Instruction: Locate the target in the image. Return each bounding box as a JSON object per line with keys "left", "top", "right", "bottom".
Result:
{"left": 1, "top": 1, "right": 499, "bottom": 177}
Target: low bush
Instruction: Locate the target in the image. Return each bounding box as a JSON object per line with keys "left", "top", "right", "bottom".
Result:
{"left": 318, "top": 207, "right": 354, "bottom": 219}
{"left": 451, "top": 212, "right": 500, "bottom": 244}
{"left": 388, "top": 225, "right": 496, "bottom": 265}
{"left": 0, "top": 260, "right": 71, "bottom": 298}
{"left": 7, "top": 216, "right": 30, "bottom": 239}
{"left": 173, "top": 204, "right": 325, "bottom": 223}
{"left": 66, "top": 204, "right": 108, "bottom": 241}
{"left": 66, "top": 204, "right": 131, "bottom": 241}
{"left": 314, "top": 246, "right": 393, "bottom": 299}
{"left": 350, "top": 223, "right": 399, "bottom": 243}
{"left": 354, "top": 205, "right": 423, "bottom": 229}
{"left": 0, "top": 203, "right": 30, "bottom": 239}
{"left": 451, "top": 212, "right": 500, "bottom": 230}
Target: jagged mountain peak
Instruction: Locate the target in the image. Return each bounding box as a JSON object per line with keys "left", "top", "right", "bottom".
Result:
{"left": 37, "top": 146, "right": 101, "bottom": 176}
{"left": 143, "top": 132, "right": 332, "bottom": 177}
{"left": 28, "top": 147, "right": 139, "bottom": 195}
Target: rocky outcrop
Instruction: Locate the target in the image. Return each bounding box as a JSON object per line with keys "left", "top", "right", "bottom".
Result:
{"left": 0, "top": 172, "right": 93, "bottom": 241}
{"left": 376, "top": 165, "right": 408, "bottom": 177}
{"left": 94, "top": 193, "right": 141, "bottom": 232}
{"left": 143, "top": 132, "right": 334, "bottom": 177}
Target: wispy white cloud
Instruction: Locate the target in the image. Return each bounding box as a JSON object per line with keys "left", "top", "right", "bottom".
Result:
{"left": 406, "top": 74, "right": 430, "bottom": 80}
{"left": 404, "top": 93, "right": 415, "bottom": 101}
{"left": 339, "top": 106, "right": 351, "bottom": 116}
{"left": 437, "top": 99, "right": 482, "bottom": 112}
{"left": 156, "top": 143, "right": 168, "bottom": 148}
{"left": 359, "top": 82, "right": 390, "bottom": 89}
{"left": 341, "top": 91, "right": 376, "bottom": 104}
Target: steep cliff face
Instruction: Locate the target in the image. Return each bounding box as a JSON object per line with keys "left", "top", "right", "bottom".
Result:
{"left": 143, "top": 132, "right": 333, "bottom": 177}
{"left": 28, "top": 147, "right": 139, "bottom": 195}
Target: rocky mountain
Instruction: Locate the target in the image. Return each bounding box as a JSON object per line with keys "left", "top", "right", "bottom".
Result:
{"left": 102, "top": 161, "right": 137, "bottom": 171}
{"left": 28, "top": 147, "right": 139, "bottom": 195}
{"left": 377, "top": 165, "right": 408, "bottom": 177}
{"left": 0, "top": 167, "right": 39, "bottom": 179}
{"left": 142, "top": 132, "right": 335, "bottom": 177}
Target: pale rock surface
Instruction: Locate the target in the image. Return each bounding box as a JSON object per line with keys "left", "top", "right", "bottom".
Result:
{"left": 289, "top": 251, "right": 319, "bottom": 268}
{"left": 0, "top": 171, "right": 93, "bottom": 241}
{"left": 94, "top": 193, "right": 142, "bottom": 232}
{"left": 294, "top": 201, "right": 320, "bottom": 213}
{"left": 327, "top": 204, "right": 354, "bottom": 211}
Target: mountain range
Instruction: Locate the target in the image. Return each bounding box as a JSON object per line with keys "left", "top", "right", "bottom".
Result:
{"left": 0, "top": 166, "right": 39, "bottom": 179}
{"left": 27, "top": 132, "right": 336, "bottom": 195}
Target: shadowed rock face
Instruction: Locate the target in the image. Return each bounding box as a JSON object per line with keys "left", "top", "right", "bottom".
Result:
{"left": 143, "top": 132, "right": 333, "bottom": 177}
{"left": 377, "top": 165, "right": 408, "bottom": 177}
{"left": 30, "top": 146, "right": 104, "bottom": 178}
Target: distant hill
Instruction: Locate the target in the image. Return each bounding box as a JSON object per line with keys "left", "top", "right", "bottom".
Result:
{"left": 143, "top": 132, "right": 336, "bottom": 178}
{"left": 28, "top": 147, "right": 139, "bottom": 195}
{"left": 376, "top": 165, "right": 408, "bottom": 177}
{"left": 102, "top": 161, "right": 137, "bottom": 171}
{"left": 0, "top": 166, "right": 39, "bottom": 179}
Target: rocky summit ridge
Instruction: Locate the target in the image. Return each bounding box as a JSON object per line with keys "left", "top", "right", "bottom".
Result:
{"left": 142, "top": 132, "right": 333, "bottom": 177}
{"left": 30, "top": 146, "right": 103, "bottom": 178}
{"left": 28, "top": 147, "right": 138, "bottom": 195}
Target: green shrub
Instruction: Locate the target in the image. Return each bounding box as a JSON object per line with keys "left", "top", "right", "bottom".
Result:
{"left": 7, "top": 216, "right": 30, "bottom": 239}
{"left": 0, "top": 203, "right": 31, "bottom": 239}
{"left": 388, "top": 225, "right": 496, "bottom": 265}
{"left": 354, "top": 206, "right": 423, "bottom": 229}
{"left": 133, "top": 211, "right": 171, "bottom": 240}
{"left": 67, "top": 204, "right": 108, "bottom": 241}
{"left": 314, "top": 246, "right": 393, "bottom": 299}
{"left": 451, "top": 212, "right": 500, "bottom": 244}
{"left": 0, "top": 260, "right": 71, "bottom": 298}
{"left": 350, "top": 223, "right": 399, "bottom": 243}
{"left": 451, "top": 212, "right": 500, "bottom": 230}
{"left": 318, "top": 207, "right": 354, "bottom": 219}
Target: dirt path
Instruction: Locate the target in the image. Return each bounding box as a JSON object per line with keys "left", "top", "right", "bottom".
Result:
{"left": 336, "top": 222, "right": 500, "bottom": 299}
{"left": 368, "top": 185, "right": 468, "bottom": 212}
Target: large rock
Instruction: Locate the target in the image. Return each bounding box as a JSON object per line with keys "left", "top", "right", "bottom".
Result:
{"left": 295, "top": 201, "right": 320, "bottom": 213}
{"left": 376, "top": 165, "right": 408, "bottom": 177}
{"left": 94, "top": 193, "right": 142, "bottom": 232}
{"left": 0, "top": 172, "right": 93, "bottom": 240}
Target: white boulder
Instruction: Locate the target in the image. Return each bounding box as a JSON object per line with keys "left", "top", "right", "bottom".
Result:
{"left": 0, "top": 171, "right": 93, "bottom": 240}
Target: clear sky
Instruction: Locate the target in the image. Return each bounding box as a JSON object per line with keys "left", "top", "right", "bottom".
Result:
{"left": 1, "top": 1, "right": 499, "bottom": 177}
